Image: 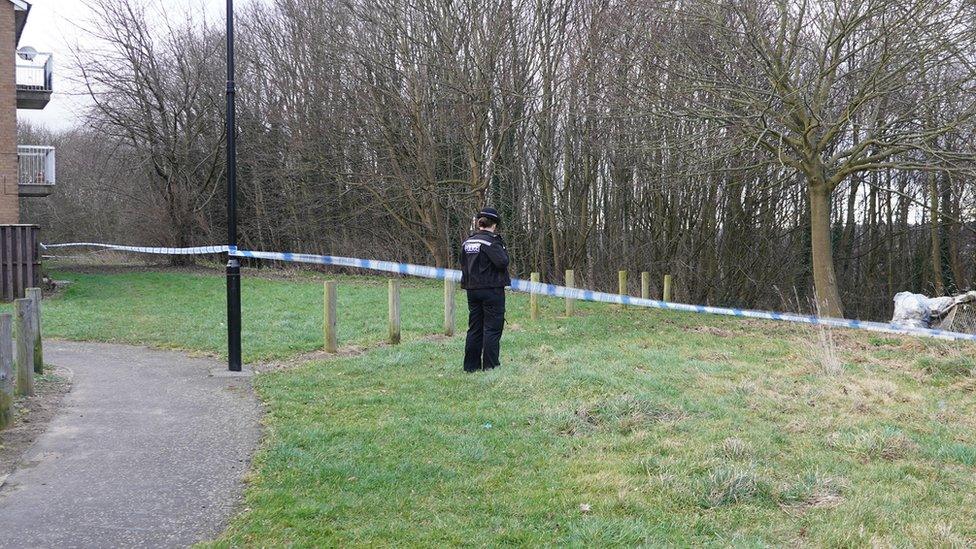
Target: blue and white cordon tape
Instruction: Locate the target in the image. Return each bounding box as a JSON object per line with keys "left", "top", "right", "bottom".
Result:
{"left": 41, "top": 242, "right": 976, "bottom": 343}
{"left": 41, "top": 243, "right": 231, "bottom": 255}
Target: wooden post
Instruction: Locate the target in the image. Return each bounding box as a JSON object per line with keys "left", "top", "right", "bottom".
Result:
{"left": 641, "top": 272, "right": 650, "bottom": 300}
{"left": 27, "top": 287, "right": 42, "bottom": 374}
{"left": 444, "top": 279, "right": 456, "bottom": 336}
{"left": 388, "top": 279, "right": 401, "bottom": 344}
{"left": 0, "top": 314, "right": 12, "bottom": 429}
{"left": 15, "top": 298, "right": 33, "bottom": 396}
{"left": 565, "top": 269, "right": 575, "bottom": 317}
{"left": 663, "top": 274, "right": 673, "bottom": 302}
{"left": 324, "top": 281, "right": 338, "bottom": 353}
{"left": 530, "top": 272, "right": 540, "bottom": 321}
{"left": 618, "top": 270, "right": 628, "bottom": 309}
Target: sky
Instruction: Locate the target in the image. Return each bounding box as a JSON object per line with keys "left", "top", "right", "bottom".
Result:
{"left": 18, "top": 0, "right": 226, "bottom": 131}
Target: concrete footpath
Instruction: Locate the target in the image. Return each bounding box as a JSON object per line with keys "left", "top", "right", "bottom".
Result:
{"left": 0, "top": 341, "right": 262, "bottom": 548}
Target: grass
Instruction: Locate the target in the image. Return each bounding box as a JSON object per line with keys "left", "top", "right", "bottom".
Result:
{"left": 39, "top": 267, "right": 445, "bottom": 362}
{"left": 37, "top": 265, "right": 976, "bottom": 545}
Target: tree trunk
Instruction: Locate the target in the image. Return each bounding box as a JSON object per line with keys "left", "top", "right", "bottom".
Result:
{"left": 809, "top": 184, "right": 844, "bottom": 317}
{"left": 837, "top": 175, "right": 859, "bottom": 283}
{"left": 929, "top": 172, "right": 945, "bottom": 295}
{"left": 946, "top": 185, "right": 966, "bottom": 291}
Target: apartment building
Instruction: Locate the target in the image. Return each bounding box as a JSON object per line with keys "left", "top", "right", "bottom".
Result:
{"left": 0, "top": 0, "right": 52, "bottom": 299}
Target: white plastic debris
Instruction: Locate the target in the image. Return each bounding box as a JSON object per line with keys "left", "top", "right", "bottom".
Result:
{"left": 891, "top": 291, "right": 976, "bottom": 329}
{"left": 892, "top": 292, "right": 930, "bottom": 328}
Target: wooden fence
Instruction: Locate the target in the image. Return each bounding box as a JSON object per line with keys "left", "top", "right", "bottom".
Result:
{"left": 320, "top": 272, "right": 675, "bottom": 353}
{"left": 0, "top": 225, "right": 40, "bottom": 302}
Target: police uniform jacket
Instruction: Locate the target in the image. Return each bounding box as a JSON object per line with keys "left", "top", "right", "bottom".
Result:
{"left": 460, "top": 230, "right": 511, "bottom": 290}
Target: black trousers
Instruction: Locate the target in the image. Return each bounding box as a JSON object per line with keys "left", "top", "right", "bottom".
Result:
{"left": 464, "top": 287, "right": 506, "bottom": 371}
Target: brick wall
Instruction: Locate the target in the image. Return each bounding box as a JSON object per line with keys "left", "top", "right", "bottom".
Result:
{"left": 0, "top": 2, "right": 17, "bottom": 224}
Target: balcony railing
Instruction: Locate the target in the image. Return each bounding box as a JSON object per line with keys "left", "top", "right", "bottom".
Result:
{"left": 18, "top": 146, "right": 55, "bottom": 196}
{"left": 16, "top": 50, "right": 53, "bottom": 109}
{"left": 16, "top": 51, "right": 52, "bottom": 92}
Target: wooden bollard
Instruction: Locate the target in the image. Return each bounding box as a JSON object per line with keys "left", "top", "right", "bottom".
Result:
{"left": 663, "top": 274, "right": 673, "bottom": 302}
{"left": 15, "top": 298, "right": 34, "bottom": 396}
{"left": 0, "top": 313, "right": 12, "bottom": 429}
{"left": 323, "top": 281, "right": 338, "bottom": 353}
{"left": 388, "top": 279, "right": 401, "bottom": 345}
{"left": 641, "top": 272, "right": 650, "bottom": 300}
{"left": 27, "top": 287, "right": 42, "bottom": 374}
{"left": 565, "top": 269, "right": 575, "bottom": 317}
{"left": 444, "top": 279, "right": 456, "bottom": 336}
{"left": 530, "top": 272, "right": 540, "bottom": 321}
{"left": 618, "top": 271, "right": 628, "bottom": 309}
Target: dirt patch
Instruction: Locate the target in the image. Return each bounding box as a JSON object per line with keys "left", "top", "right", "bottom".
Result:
{"left": 254, "top": 346, "right": 368, "bottom": 373}
{"left": 255, "top": 332, "right": 458, "bottom": 373}
{"left": 0, "top": 367, "right": 72, "bottom": 482}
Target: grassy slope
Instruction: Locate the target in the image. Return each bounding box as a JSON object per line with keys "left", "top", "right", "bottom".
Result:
{"left": 42, "top": 268, "right": 976, "bottom": 546}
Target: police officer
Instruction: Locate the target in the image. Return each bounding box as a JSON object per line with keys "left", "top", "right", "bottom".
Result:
{"left": 460, "top": 207, "right": 511, "bottom": 372}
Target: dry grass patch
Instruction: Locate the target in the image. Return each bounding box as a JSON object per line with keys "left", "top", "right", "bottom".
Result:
{"left": 799, "top": 325, "right": 845, "bottom": 375}
{"left": 776, "top": 472, "right": 848, "bottom": 516}
{"left": 686, "top": 325, "right": 737, "bottom": 338}
{"left": 719, "top": 437, "right": 751, "bottom": 460}
{"left": 826, "top": 427, "right": 918, "bottom": 461}
{"left": 554, "top": 395, "right": 687, "bottom": 436}
{"left": 949, "top": 376, "right": 976, "bottom": 393}
{"left": 907, "top": 521, "right": 975, "bottom": 546}
{"left": 838, "top": 377, "right": 920, "bottom": 408}
{"left": 689, "top": 350, "right": 734, "bottom": 362}
{"left": 701, "top": 464, "right": 771, "bottom": 508}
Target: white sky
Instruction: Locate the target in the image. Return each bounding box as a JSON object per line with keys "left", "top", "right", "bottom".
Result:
{"left": 18, "top": 0, "right": 227, "bottom": 131}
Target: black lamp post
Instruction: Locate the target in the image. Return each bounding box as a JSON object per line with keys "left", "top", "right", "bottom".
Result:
{"left": 226, "top": 0, "right": 242, "bottom": 371}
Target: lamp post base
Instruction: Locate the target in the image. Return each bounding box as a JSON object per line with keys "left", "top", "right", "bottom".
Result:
{"left": 226, "top": 259, "right": 242, "bottom": 372}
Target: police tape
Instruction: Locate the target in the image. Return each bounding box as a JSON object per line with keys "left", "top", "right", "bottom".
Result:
{"left": 230, "top": 248, "right": 464, "bottom": 282}
{"left": 41, "top": 242, "right": 976, "bottom": 343}
{"left": 41, "top": 243, "right": 231, "bottom": 255}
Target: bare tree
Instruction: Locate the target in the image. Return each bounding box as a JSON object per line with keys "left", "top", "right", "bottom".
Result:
{"left": 74, "top": 0, "right": 225, "bottom": 259}
{"left": 41, "top": 0, "right": 976, "bottom": 321}
{"left": 661, "top": 0, "right": 976, "bottom": 316}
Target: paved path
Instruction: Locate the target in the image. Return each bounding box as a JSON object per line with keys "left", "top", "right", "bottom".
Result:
{"left": 0, "top": 341, "right": 262, "bottom": 548}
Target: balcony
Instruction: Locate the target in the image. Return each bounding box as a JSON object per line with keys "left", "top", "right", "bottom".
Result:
{"left": 16, "top": 49, "right": 52, "bottom": 110}
{"left": 18, "top": 146, "right": 55, "bottom": 197}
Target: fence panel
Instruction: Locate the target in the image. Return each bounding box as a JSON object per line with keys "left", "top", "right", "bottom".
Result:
{"left": 0, "top": 225, "right": 40, "bottom": 302}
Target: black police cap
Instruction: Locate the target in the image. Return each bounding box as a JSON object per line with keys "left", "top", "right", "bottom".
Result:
{"left": 478, "top": 207, "right": 501, "bottom": 222}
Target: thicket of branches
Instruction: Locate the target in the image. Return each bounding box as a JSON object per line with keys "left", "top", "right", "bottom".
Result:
{"left": 24, "top": 0, "right": 976, "bottom": 320}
